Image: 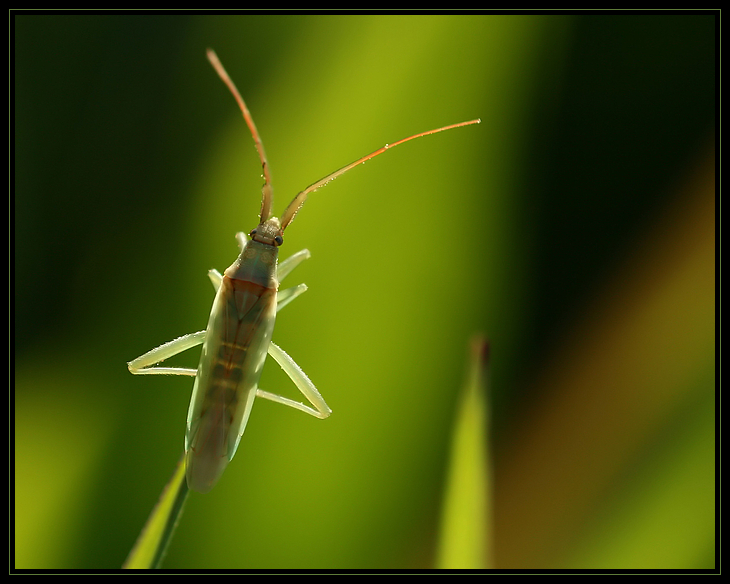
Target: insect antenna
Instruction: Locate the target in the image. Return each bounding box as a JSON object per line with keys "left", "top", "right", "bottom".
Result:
{"left": 279, "top": 118, "right": 481, "bottom": 231}
{"left": 206, "top": 48, "right": 274, "bottom": 222}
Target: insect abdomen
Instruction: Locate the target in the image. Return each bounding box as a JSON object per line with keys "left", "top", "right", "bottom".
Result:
{"left": 185, "top": 274, "right": 277, "bottom": 493}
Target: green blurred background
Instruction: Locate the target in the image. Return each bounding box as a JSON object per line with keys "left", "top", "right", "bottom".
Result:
{"left": 14, "top": 14, "right": 715, "bottom": 569}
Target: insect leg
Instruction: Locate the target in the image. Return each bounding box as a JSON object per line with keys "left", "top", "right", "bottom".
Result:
{"left": 277, "top": 249, "right": 311, "bottom": 282}
{"left": 127, "top": 330, "right": 206, "bottom": 377}
{"left": 276, "top": 284, "right": 307, "bottom": 313}
{"left": 208, "top": 269, "right": 222, "bottom": 291}
{"left": 256, "top": 341, "right": 331, "bottom": 419}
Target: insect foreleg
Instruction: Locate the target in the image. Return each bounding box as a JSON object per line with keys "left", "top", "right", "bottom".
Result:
{"left": 127, "top": 330, "right": 206, "bottom": 376}
{"left": 208, "top": 269, "right": 223, "bottom": 291}
{"left": 277, "top": 249, "right": 311, "bottom": 282}
{"left": 276, "top": 284, "right": 307, "bottom": 313}
{"left": 234, "top": 231, "right": 247, "bottom": 251}
{"left": 257, "top": 341, "right": 331, "bottom": 419}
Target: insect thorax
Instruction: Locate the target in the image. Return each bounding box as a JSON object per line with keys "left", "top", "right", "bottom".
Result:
{"left": 224, "top": 238, "right": 279, "bottom": 289}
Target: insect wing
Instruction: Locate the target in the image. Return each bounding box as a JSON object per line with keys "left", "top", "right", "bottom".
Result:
{"left": 185, "top": 275, "right": 277, "bottom": 493}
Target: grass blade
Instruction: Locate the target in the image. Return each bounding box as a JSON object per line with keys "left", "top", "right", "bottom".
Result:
{"left": 123, "top": 454, "right": 189, "bottom": 569}
{"left": 436, "top": 335, "right": 492, "bottom": 569}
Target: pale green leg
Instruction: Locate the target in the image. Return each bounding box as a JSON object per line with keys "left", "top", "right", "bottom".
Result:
{"left": 128, "top": 331, "right": 332, "bottom": 419}
{"left": 127, "top": 331, "right": 206, "bottom": 376}
{"left": 257, "top": 342, "right": 332, "bottom": 419}
{"left": 277, "top": 249, "right": 311, "bottom": 311}
{"left": 265, "top": 249, "right": 326, "bottom": 414}
{"left": 277, "top": 249, "right": 311, "bottom": 282}
{"left": 207, "top": 269, "right": 222, "bottom": 290}
{"left": 276, "top": 284, "right": 307, "bottom": 313}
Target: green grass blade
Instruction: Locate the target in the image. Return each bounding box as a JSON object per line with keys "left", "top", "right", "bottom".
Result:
{"left": 436, "top": 335, "right": 492, "bottom": 569}
{"left": 122, "top": 454, "right": 189, "bottom": 569}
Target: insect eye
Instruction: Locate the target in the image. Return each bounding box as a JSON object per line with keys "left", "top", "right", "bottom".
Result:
{"left": 249, "top": 229, "right": 257, "bottom": 239}
{"left": 274, "top": 235, "right": 284, "bottom": 246}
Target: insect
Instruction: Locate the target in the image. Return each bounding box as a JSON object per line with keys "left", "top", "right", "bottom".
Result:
{"left": 128, "top": 48, "right": 480, "bottom": 493}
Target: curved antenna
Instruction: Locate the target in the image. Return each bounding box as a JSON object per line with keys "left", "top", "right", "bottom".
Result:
{"left": 279, "top": 119, "right": 481, "bottom": 231}
{"left": 206, "top": 49, "right": 274, "bottom": 222}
